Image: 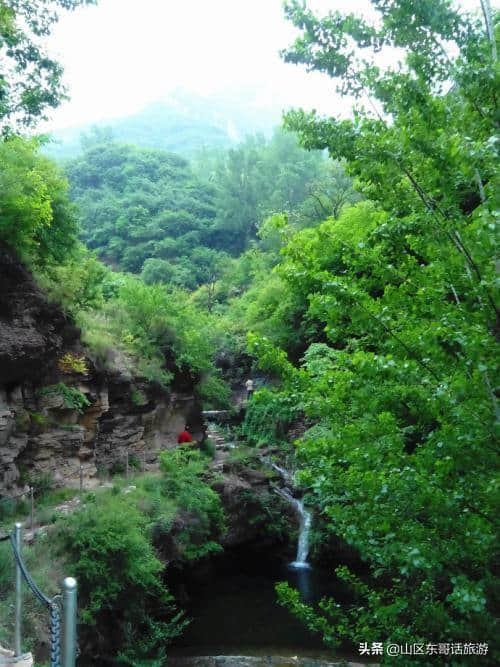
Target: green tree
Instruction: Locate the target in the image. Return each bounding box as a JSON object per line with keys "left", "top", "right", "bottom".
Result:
{"left": 295, "top": 160, "right": 361, "bottom": 225}
{"left": 60, "top": 494, "right": 186, "bottom": 664}
{"left": 208, "top": 129, "right": 327, "bottom": 253}
{"left": 37, "top": 244, "right": 118, "bottom": 315}
{"left": 239, "top": 1, "right": 500, "bottom": 661}
{"left": 141, "top": 257, "right": 176, "bottom": 286}
{"left": 66, "top": 142, "right": 218, "bottom": 287}
{"left": 0, "top": 135, "right": 78, "bottom": 264}
{"left": 0, "top": 0, "right": 96, "bottom": 133}
{"left": 209, "top": 134, "right": 267, "bottom": 253}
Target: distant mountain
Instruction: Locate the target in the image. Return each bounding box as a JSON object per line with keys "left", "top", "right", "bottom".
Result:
{"left": 44, "top": 88, "right": 281, "bottom": 160}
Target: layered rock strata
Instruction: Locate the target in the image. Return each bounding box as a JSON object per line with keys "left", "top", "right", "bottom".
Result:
{"left": 0, "top": 244, "right": 201, "bottom": 494}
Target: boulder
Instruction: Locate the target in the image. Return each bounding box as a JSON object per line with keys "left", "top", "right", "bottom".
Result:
{"left": 0, "top": 645, "right": 33, "bottom": 666}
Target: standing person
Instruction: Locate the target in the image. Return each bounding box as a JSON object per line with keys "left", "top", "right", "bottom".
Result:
{"left": 245, "top": 378, "right": 254, "bottom": 401}
{"left": 177, "top": 425, "right": 193, "bottom": 444}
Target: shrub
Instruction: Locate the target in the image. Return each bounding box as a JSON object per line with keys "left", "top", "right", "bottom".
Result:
{"left": 200, "top": 438, "right": 216, "bottom": 458}
{"left": 109, "top": 460, "right": 126, "bottom": 476}
{"left": 129, "top": 453, "right": 141, "bottom": 470}
{"left": 0, "top": 497, "right": 29, "bottom": 523}
{"left": 77, "top": 310, "right": 118, "bottom": 368}
{"left": 95, "top": 463, "right": 109, "bottom": 480}
{"left": 198, "top": 373, "right": 231, "bottom": 410}
{"left": 29, "top": 412, "right": 49, "bottom": 428}
{"left": 0, "top": 136, "right": 77, "bottom": 267}
{"left": 24, "top": 472, "right": 53, "bottom": 498}
{"left": 37, "top": 247, "right": 115, "bottom": 317}
{"left": 240, "top": 489, "right": 295, "bottom": 542}
{"left": 37, "top": 383, "right": 90, "bottom": 414}
{"left": 242, "top": 387, "right": 299, "bottom": 446}
{"left": 130, "top": 389, "right": 148, "bottom": 406}
{"left": 58, "top": 353, "right": 88, "bottom": 375}
{"left": 58, "top": 495, "right": 187, "bottom": 663}
{"left": 36, "top": 487, "right": 75, "bottom": 507}
{"left": 159, "top": 447, "right": 225, "bottom": 560}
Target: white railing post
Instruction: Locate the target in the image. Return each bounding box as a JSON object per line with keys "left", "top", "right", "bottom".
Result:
{"left": 62, "top": 577, "right": 78, "bottom": 667}
{"left": 14, "top": 522, "right": 22, "bottom": 657}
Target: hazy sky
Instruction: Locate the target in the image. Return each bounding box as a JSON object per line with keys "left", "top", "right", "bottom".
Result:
{"left": 41, "top": 0, "right": 484, "bottom": 131}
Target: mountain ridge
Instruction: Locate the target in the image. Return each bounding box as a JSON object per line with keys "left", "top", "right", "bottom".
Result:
{"left": 44, "top": 88, "right": 282, "bottom": 160}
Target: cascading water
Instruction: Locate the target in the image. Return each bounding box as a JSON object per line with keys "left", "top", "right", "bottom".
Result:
{"left": 266, "top": 460, "right": 293, "bottom": 485}
{"left": 275, "top": 488, "right": 312, "bottom": 569}
{"left": 293, "top": 499, "right": 312, "bottom": 568}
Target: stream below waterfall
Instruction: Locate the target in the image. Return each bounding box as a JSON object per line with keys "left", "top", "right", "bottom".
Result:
{"left": 168, "top": 546, "right": 355, "bottom": 660}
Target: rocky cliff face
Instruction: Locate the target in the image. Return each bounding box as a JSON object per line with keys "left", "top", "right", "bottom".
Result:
{"left": 0, "top": 244, "right": 201, "bottom": 494}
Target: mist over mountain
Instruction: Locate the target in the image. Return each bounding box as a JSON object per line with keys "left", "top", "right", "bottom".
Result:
{"left": 44, "top": 88, "right": 282, "bottom": 160}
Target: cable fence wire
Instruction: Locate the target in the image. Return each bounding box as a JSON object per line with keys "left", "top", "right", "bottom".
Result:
{"left": 0, "top": 449, "right": 145, "bottom": 506}
{"left": 0, "top": 490, "right": 31, "bottom": 503}
{"left": 0, "top": 462, "right": 96, "bottom": 503}
{"left": 0, "top": 448, "right": 146, "bottom": 505}
{"left": 1, "top": 449, "right": 149, "bottom": 537}
{"left": 0, "top": 462, "right": 95, "bottom": 536}
{"left": 8, "top": 528, "right": 63, "bottom": 667}
{"left": 0, "top": 451, "right": 144, "bottom": 536}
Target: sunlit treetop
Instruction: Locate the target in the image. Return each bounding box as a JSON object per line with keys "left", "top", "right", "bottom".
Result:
{"left": 0, "top": 0, "right": 96, "bottom": 134}
{"left": 281, "top": 0, "right": 493, "bottom": 99}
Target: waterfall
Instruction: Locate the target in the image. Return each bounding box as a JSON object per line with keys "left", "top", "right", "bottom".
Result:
{"left": 293, "top": 499, "right": 312, "bottom": 568}
{"left": 267, "top": 461, "right": 293, "bottom": 484}
{"left": 274, "top": 488, "right": 312, "bottom": 569}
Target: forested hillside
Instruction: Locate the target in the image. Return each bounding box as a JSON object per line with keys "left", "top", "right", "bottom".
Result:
{"left": 65, "top": 129, "right": 356, "bottom": 287}
{"left": 0, "top": 0, "right": 498, "bottom": 665}
{"left": 66, "top": 142, "right": 218, "bottom": 286}
{"left": 44, "top": 88, "right": 280, "bottom": 160}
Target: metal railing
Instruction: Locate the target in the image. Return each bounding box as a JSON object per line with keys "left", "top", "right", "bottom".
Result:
{"left": 0, "top": 449, "right": 153, "bottom": 664}
{"left": 0, "top": 523, "right": 77, "bottom": 667}
{"left": 0, "top": 449, "right": 150, "bottom": 529}
{"left": 0, "top": 462, "right": 95, "bottom": 532}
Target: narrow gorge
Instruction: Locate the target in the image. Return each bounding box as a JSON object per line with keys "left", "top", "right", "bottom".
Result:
{"left": 0, "top": 243, "right": 350, "bottom": 666}
{"left": 1, "top": 1, "right": 498, "bottom": 664}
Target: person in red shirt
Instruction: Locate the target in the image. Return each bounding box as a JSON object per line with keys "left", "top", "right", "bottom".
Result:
{"left": 177, "top": 425, "right": 193, "bottom": 444}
